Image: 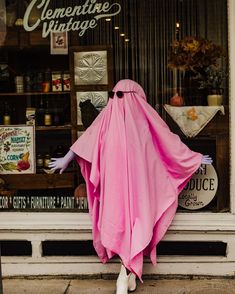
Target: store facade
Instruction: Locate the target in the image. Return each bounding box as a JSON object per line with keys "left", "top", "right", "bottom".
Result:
{"left": 0, "top": 0, "right": 235, "bottom": 277}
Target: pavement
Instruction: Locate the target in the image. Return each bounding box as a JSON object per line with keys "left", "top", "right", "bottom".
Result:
{"left": 3, "top": 276, "right": 235, "bottom": 294}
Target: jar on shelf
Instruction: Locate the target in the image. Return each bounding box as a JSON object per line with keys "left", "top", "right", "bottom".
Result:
{"left": 52, "top": 71, "right": 62, "bottom": 92}
{"left": 62, "top": 72, "right": 70, "bottom": 91}
{"left": 15, "top": 75, "right": 24, "bottom": 93}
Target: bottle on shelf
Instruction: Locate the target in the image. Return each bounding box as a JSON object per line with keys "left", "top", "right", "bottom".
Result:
{"left": 36, "top": 153, "right": 44, "bottom": 170}
{"left": 36, "top": 72, "right": 43, "bottom": 92}
{"left": 53, "top": 108, "right": 61, "bottom": 126}
{"left": 43, "top": 152, "right": 51, "bottom": 169}
{"left": 24, "top": 67, "right": 32, "bottom": 93}
{"left": 44, "top": 97, "right": 52, "bottom": 126}
{"left": 15, "top": 75, "right": 24, "bottom": 93}
{"left": 3, "top": 101, "right": 11, "bottom": 125}
{"left": 42, "top": 68, "right": 51, "bottom": 93}
{"left": 36, "top": 96, "right": 45, "bottom": 126}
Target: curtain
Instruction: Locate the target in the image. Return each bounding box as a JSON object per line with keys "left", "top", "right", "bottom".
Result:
{"left": 0, "top": 0, "right": 6, "bottom": 46}
{"left": 65, "top": 0, "right": 227, "bottom": 107}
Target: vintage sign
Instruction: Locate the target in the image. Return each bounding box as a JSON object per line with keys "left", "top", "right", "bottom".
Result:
{"left": 0, "top": 195, "right": 88, "bottom": 211}
{"left": 178, "top": 164, "right": 218, "bottom": 210}
{"left": 23, "top": 0, "right": 121, "bottom": 38}
{"left": 0, "top": 125, "right": 35, "bottom": 174}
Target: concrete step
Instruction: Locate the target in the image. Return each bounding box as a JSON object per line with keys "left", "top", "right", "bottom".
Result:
{"left": 2, "top": 277, "right": 235, "bottom": 294}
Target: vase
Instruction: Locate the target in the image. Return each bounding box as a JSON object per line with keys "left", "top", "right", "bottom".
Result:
{"left": 207, "top": 94, "right": 223, "bottom": 106}
{"left": 183, "top": 71, "right": 206, "bottom": 106}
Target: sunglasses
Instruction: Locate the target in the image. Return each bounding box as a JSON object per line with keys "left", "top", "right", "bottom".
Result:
{"left": 108, "top": 91, "right": 135, "bottom": 99}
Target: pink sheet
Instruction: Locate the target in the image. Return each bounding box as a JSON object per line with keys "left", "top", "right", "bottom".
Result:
{"left": 71, "top": 79, "right": 202, "bottom": 281}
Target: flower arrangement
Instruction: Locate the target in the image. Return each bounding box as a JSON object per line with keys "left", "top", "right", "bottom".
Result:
{"left": 168, "top": 36, "right": 225, "bottom": 73}
{"left": 196, "top": 66, "right": 227, "bottom": 94}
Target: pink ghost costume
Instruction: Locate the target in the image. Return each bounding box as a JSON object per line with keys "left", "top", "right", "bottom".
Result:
{"left": 71, "top": 79, "right": 202, "bottom": 281}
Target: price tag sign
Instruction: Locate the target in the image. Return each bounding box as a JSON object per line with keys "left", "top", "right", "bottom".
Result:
{"left": 179, "top": 164, "right": 218, "bottom": 210}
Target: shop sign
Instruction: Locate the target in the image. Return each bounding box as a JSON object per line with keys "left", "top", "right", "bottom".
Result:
{"left": 23, "top": 0, "right": 121, "bottom": 38}
{"left": 0, "top": 125, "right": 35, "bottom": 174}
{"left": 178, "top": 164, "right": 218, "bottom": 210}
{"left": 0, "top": 195, "right": 88, "bottom": 211}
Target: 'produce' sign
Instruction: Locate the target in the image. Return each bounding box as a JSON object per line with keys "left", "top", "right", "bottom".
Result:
{"left": 179, "top": 164, "right": 218, "bottom": 210}
{"left": 0, "top": 126, "right": 35, "bottom": 174}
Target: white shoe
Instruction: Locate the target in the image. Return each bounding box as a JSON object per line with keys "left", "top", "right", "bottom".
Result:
{"left": 128, "top": 272, "right": 137, "bottom": 292}
{"left": 116, "top": 265, "right": 137, "bottom": 294}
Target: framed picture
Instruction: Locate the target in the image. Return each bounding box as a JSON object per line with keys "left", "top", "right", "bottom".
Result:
{"left": 76, "top": 91, "right": 108, "bottom": 125}
{"left": 74, "top": 50, "right": 108, "bottom": 85}
{"left": 0, "top": 125, "right": 36, "bottom": 174}
{"left": 50, "top": 31, "right": 68, "bottom": 55}
{"left": 69, "top": 45, "right": 113, "bottom": 91}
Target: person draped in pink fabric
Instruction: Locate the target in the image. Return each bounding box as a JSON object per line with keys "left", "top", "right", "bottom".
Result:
{"left": 49, "top": 79, "right": 212, "bottom": 293}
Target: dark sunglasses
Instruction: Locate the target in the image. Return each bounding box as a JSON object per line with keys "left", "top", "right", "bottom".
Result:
{"left": 108, "top": 91, "right": 134, "bottom": 99}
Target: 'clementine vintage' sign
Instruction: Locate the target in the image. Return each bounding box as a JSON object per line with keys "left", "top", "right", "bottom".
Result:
{"left": 179, "top": 164, "right": 218, "bottom": 210}
{"left": 23, "top": 0, "right": 121, "bottom": 38}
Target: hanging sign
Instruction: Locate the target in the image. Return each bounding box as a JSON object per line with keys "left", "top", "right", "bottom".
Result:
{"left": 178, "top": 164, "right": 218, "bottom": 210}
{"left": 23, "top": 0, "right": 121, "bottom": 38}
{"left": 0, "top": 125, "right": 35, "bottom": 174}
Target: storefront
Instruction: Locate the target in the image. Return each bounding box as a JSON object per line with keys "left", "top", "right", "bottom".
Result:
{"left": 0, "top": 0, "right": 234, "bottom": 277}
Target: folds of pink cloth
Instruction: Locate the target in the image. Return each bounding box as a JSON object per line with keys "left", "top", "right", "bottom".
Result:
{"left": 71, "top": 79, "right": 202, "bottom": 281}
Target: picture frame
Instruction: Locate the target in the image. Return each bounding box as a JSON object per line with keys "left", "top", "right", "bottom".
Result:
{"left": 0, "top": 125, "right": 36, "bottom": 174}
{"left": 50, "top": 31, "right": 68, "bottom": 55}
{"left": 69, "top": 45, "right": 113, "bottom": 90}
{"left": 74, "top": 50, "right": 108, "bottom": 86}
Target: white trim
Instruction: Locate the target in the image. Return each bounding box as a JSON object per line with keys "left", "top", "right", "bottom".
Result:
{"left": 1, "top": 212, "right": 235, "bottom": 232}
{"left": 228, "top": 0, "right": 235, "bottom": 213}
{"left": 3, "top": 260, "right": 235, "bottom": 277}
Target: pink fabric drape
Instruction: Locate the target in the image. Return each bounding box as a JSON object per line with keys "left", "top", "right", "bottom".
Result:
{"left": 71, "top": 79, "right": 202, "bottom": 281}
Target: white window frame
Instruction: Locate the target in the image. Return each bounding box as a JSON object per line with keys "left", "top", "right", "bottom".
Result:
{"left": 228, "top": 0, "right": 235, "bottom": 214}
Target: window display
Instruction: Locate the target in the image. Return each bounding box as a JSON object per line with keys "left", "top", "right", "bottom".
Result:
{"left": 0, "top": 0, "right": 229, "bottom": 213}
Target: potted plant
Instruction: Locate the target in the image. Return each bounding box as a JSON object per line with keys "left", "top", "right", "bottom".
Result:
{"left": 196, "top": 66, "right": 227, "bottom": 106}
{"left": 168, "top": 36, "right": 226, "bottom": 105}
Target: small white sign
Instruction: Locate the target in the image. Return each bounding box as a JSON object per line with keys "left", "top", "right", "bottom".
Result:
{"left": 50, "top": 31, "right": 68, "bottom": 55}
{"left": 179, "top": 164, "right": 218, "bottom": 210}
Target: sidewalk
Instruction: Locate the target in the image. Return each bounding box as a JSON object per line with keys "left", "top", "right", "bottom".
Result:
{"left": 3, "top": 277, "right": 235, "bottom": 294}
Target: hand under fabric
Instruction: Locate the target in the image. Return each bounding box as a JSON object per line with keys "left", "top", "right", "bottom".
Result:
{"left": 48, "top": 150, "right": 76, "bottom": 174}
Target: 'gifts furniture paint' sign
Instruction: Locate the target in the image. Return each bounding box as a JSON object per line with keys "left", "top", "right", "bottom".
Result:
{"left": 178, "top": 164, "right": 218, "bottom": 210}
{"left": 0, "top": 125, "right": 35, "bottom": 174}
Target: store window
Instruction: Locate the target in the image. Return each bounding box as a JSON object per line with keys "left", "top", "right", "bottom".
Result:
{"left": 0, "top": 0, "right": 229, "bottom": 212}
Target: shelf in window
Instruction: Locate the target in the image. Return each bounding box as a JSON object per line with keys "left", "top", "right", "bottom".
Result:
{"left": 36, "top": 125, "right": 72, "bottom": 131}
{"left": 0, "top": 172, "right": 76, "bottom": 190}
{"left": 0, "top": 91, "right": 70, "bottom": 96}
